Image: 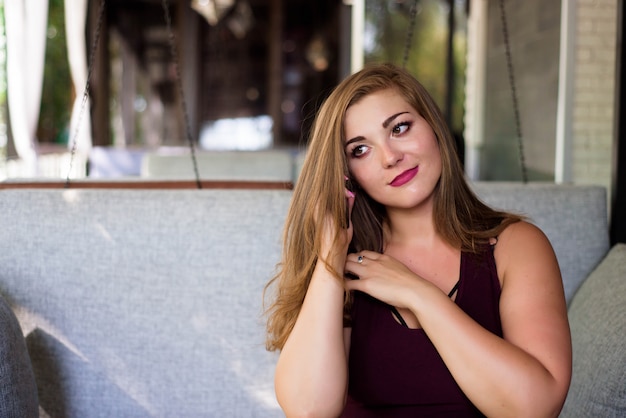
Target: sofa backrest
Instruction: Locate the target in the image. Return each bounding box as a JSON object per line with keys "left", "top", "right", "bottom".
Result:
{"left": 472, "top": 182, "right": 609, "bottom": 302}
{"left": 0, "top": 188, "right": 290, "bottom": 417}
{"left": 0, "top": 182, "right": 610, "bottom": 416}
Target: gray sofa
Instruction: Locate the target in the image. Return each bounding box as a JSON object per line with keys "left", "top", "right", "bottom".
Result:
{"left": 0, "top": 183, "right": 623, "bottom": 417}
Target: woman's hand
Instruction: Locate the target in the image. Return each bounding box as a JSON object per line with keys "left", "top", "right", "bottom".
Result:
{"left": 319, "top": 186, "right": 356, "bottom": 269}
{"left": 344, "top": 250, "right": 433, "bottom": 309}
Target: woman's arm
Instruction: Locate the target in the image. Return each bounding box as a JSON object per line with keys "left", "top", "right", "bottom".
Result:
{"left": 345, "top": 221, "right": 572, "bottom": 417}
{"left": 274, "top": 213, "right": 354, "bottom": 417}
{"left": 420, "top": 222, "right": 570, "bottom": 417}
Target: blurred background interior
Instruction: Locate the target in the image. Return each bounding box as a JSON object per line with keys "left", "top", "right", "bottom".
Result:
{"left": 0, "top": 0, "right": 624, "bottom": 239}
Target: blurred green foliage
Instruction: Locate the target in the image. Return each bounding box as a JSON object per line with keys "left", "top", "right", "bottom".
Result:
{"left": 364, "top": 0, "right": 466, "bottom": 134}
{"left": 39, "top": 0, "right": 72, "bottom": 145}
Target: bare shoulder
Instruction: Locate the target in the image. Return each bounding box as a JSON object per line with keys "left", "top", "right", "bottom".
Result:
{"left": 493, "top": 220, "right": 559, "bottom": 284}
{"left": 498, "top": 220, "right": 553, "bottom": 251}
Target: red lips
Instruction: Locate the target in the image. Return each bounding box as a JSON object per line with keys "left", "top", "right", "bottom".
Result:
{"left": 390, "top": 166, "right": 419, "bottom": 187}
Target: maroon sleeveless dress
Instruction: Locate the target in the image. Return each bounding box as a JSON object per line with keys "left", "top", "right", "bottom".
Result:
{"left": 342, "top": 246, "right": 502, "bottom": 417}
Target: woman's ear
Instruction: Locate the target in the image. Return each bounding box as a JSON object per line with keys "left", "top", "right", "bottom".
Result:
{"left": 345, "top": 177, "right": 356, "bottom": 194}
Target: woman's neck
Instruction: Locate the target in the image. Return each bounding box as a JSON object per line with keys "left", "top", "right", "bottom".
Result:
{"left": 383, "top": 204, "right": 439, "bottom": 249}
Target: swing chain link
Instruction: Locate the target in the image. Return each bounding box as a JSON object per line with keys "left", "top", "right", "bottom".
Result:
{"left": 402, "top": 0, "right": 419, "bottom": 69}
{"left": 66, "top": 0, "right": 107, "bottom": 187}
{"left": 161, "top": 0, "right": 203, "bottom": 189}
{"left": 499, "top": 0, "right": 528, "bottom": 183}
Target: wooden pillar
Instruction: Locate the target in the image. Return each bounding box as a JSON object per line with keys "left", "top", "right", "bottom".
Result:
{"left": 177, "top": 0, "right": 201, "bottom": 144}
{"left": 268, "top": 0, "right": 283, "bottom": 147}
{"left": 89, "top": 0, "right": 110, "bottom": 146}
{"left": 120, "top": 35, "right": 136, "bottom": 145}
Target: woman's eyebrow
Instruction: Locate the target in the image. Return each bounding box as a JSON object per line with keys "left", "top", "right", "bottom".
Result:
{"left": 345, "top": 111, "right": 410, "bottom": 146}
{"left": 345, "top": 136, "right": 364, "bottom": 147}
{"left": 383, "top": 111, "right": 410, "bottom": 128}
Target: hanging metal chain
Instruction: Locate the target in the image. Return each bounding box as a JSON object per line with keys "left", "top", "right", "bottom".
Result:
{"left": 65, "top": 0, "right": 107, "bottom": 187}
{"left": 161, "top": 0, "right": 202, "bottom": 189}
{"left": 401, "top": 0, "right": 419, "bottom": 68}
{"left": 499, "top": 0, "right": 528, "bottom": 183}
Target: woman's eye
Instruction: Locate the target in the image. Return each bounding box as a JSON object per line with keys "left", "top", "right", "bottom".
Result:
{"left": 392, "top": 121, "right": 411, "bottom": 136}
{"left": 350, "top": 144, "right": 368, "bottom": 158}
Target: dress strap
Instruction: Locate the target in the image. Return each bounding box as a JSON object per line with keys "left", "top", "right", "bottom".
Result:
{"left": 447, "top": 280, "right": 460, "bottom": 298}
{"left": 390, "top": 280, "right": 460, "bottom": 328}
{"left": 390, "top": 306, "right": 408, "bottom": 327}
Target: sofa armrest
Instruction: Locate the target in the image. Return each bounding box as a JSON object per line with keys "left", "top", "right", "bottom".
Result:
{"left": 0, "top": 294, "right": 39, "bottom": 417}
{"left": 560, "top": 243, "right": 626, "bottom": 417}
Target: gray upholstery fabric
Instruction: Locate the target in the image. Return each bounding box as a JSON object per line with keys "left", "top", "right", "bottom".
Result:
{"left": 0, "top": 189, "right": 288, "bottom": 417}
{"left": 0, "top": 184, "right": 612, "bottom": 416}
{"left": 472, "top": 182, "right": 610, "bottom": 303}
{"left": 560, "top": 244, "right": 626, "bottom": 418}
{"left": 0, "top": 293, "right": 39, "bottom": 418}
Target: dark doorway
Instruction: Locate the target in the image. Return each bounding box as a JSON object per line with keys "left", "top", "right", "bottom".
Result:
{"left": 610, "top": 0, "right": 625, "bottom": 245}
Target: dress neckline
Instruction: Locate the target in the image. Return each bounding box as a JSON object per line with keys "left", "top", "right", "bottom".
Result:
{"left": 389, "top": 251, "right": 466, "bottom": 329}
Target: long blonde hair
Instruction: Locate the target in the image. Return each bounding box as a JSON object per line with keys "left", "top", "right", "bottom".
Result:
{"left": 264, "top": 63, "right": 520, "bottom": 351}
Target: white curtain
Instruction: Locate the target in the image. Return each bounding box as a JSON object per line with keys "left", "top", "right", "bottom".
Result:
{"left": 4, "top": 0, "right": 49, "bottom": 175}
{"left": 64, "top": 0, "right": 92, "bottom": 156}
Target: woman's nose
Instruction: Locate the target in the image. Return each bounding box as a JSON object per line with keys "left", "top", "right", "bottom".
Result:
{"left": 381, "top": 142, "right": 403, "bottom": 168}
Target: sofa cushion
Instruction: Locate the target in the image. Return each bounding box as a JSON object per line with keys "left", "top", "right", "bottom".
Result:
{"left": 560, "top": 243, "right": 626, "bottom": 417}
{"left": 0, "top": 293, "right": 39, "bottom": 417}
{"left": 0, "top": 189, "right": 288, "bottom": 417}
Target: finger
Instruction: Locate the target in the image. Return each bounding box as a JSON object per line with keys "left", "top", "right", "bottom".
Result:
{"left": 344, "top": 189, "right": 356, "bottom": 228}
{"left": 344, "top": 254, "right": 370, "bottom": 280}
{"left": 345, "top": 276, "right": 364, "bottom": 291}
{"left": 358, "top": 250, "right": 382, "bottom": 260}
{"left": 346, "top": 253, "right": 365, "bottom": 265}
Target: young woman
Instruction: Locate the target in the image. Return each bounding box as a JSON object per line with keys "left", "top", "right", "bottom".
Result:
{"left": 264, "top": 63, "right": 571, "bottom": 417}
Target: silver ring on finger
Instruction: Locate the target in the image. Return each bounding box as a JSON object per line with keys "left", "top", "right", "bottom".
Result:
{"left": 357, "top": 255, "right": 364, "bottom": 264}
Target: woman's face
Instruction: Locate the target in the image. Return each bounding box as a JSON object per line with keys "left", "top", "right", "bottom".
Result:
{"left": 344, "top": 88, "right": 442, "bottom": 211}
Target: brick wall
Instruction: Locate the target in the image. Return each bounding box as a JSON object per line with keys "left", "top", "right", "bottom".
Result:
{"left": 572, "top": 0, "right": 618, "bottom": 193}
{"left": 464, "top": 0, "right": 619, "bottom": 194}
